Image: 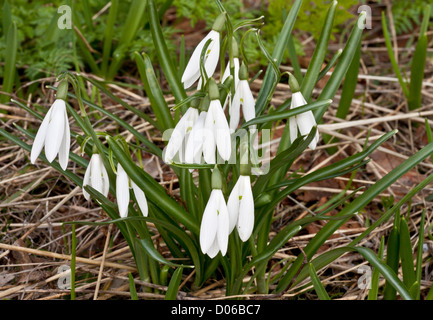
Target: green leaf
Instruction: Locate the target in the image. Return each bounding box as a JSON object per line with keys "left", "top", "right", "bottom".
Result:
{"left": 368, "top": 236, "right": 385, "bottom": 300}
{"left": 309, "top": 263, "right": 330, "bottom": 300}
{"left": 315, "top": 11, "right": 367, "bottom": 121}
{"left": 255, "top": 0, "right": 303, "bottom": 116}
{"left": 1, "top": 21, "right": 17, "bottom": 104}
{"left": 136, "top": 238, "right": 187, "bottom": 268}
{"left": 408, "top": 34, "right": 427, "bottom": 110}
{"left": 128, "top": 273, "right": 139, "bottom": 300}
{"left": 399, "top": 217, "right": 416, "bottom": 290}
{"left": 135, "top": 52, "right": 174, "bottom": 131}
{"left": 165, "top": 267, "right": 184, "bottom": 300}
{"left": 381, "top": 11, "right": 409, "bottom": 98}
{"left": 301, "top": 0, "right": 337, "bottom": 101}
{"left": 148, "top": 0, "right": 187, "bottom": 105}
{"left": 275, "top": 139, "right": 433, "bottom": 293}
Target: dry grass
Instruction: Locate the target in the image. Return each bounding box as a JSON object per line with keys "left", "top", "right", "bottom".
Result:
{"left": 1, "top": 3, "right": 433, "bottom": 300}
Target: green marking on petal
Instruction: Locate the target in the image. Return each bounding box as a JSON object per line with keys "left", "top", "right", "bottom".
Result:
{"left": 239, "top": 195, "right": 243, "bottom": 200}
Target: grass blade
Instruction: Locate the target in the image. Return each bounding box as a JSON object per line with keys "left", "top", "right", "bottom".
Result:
{"left": 165, "top": 267, "right": 184, "bottom": 300}
{"left": 1, "top": 21, "right": 17, "bottom": 104}
{"left": 308, "top": 262, "right": 330, "bottom": 300}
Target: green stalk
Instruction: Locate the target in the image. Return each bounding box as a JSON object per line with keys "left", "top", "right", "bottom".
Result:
{"left": 101, "top": 0, "right": 119, "bottom": 77}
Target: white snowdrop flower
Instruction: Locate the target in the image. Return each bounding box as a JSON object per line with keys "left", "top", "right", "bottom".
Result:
{"left": 181, "top": 13, "right": 225, "bottom": 89}
{"left": 202, "top": 79, "right": 231, "bottom": 164}
{"left": 229, "top": 63, "right": 256, "bottom": 132}
{"left": 82, "top": 153, "right": 110, "bottom": 201}
{"left": 288, "top": 73, "right": 319, "bottom": 150}
{"left": 30, "top": 81, "right": 70, "bottom": 170}
{"left": 184, "top": 110, "right": 207, "bottom": 165}
{"left": 227, "top": 175, "right": 254, "bottom": 241}
{"left": 289, "top": 91, "right": 319, "bottom": 150}
{"left": 199, "top": 168, "right": 229, "bottom": 258}
{"left": 164, "top": 107, "right": 199, "bottom": 163}
{"left": 116, "top": 163, "right": 148, "bottom": 218}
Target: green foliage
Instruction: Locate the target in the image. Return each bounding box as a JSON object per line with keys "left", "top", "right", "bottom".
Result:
{"left": 391, "top": 0, "right": 433, "bottom": 34}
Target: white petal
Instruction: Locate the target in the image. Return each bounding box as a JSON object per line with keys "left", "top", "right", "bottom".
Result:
{"left": 212, "top": 100, "right": 231, "bottom": 161}
{"left": 237, "top": 176, "right": 254, "bottom": 242}
{"left": 200, "top": 190, "right": 218, "bottom": 254}
{"left": 101, "top": 163, "right": 110, "bottom": 198}
{"left": 185, "top": 111, "right": 206, "bottom": 164}
{"left": 291, "top": 91, "right": 307, "bottom": 108}
{"left": 90, "top": 154, "right": 104, "bottom": 196}
{"left": 203, "top": 31, "right": 220, "bottom": 81}
{"left": 58, "top": 104, "right": 70, "bottom": 170}
{"left": 44, "top": 100, "right": 66, "bottom": 163}
{"left": 229, "top": 84, "right": 241, "bottom": 132}
{"left": 289, "top": 116, "right": 298, "bottom": 144}
{"left": 227, "top": 178, "right": 241, "bottom": 234}
{"left": 215, "top": 190, "right": 229, "bottom": 256}
{"left": 206, "top": 238, "right": 220, "bottom": 258}
{"left": 240, "top": 80, "right": 255, "bottom": 123}
{"left": 164, "top": 107, "right": 198, "bottom": 162}
{"left": 202, "top": 109, "right": 216, "bottom": 164}
{"left": 296, "top": 110, "right": 318, "bottom": 149}
{"left": 116, "top": 164, "right": 130, "bottom": 218}
{"left": 30, "top": 103, "right": 54, "bottom": 164}
{"left": 82, "top": 157, "right": 93, "bottom": 201}
{"left": 131, "top": 180, "right": 148, "bottom": 217}
{"left": 182, "top": 30, "right": 218, "bottom": 89}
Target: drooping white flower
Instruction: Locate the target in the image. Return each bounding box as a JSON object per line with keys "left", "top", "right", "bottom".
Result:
{"left": 184, "top": 110, "right": 207, "bottom": 165}
{"left": 163, "top": 107, "right": 199, "bottom": 163}
{"left": 202, "top": 99, "right": 232, "bottom": 164}
{"left": 82, "top": 153, "right": 109, "bottom": 201}
{"left": 289, "top": 91, "right": 319, "bottom": 150}
{"left": 116, "top": 163, "right": 148, "bottom": 218}
{"left": 30, "top": 98, "right": 70, "bottom": 170}
{"left": 199, "top": 188, "right": 230, "bottom": 258}
{"left": 181, "top": 13, "right": 225, "bottom": 89}
{"left": 227, "top": 175, "right": 254, "bottom": 241}
{"left": 229, "top": 64, "right": 256, "bottom": 132}
{"left": 202, "top": 78, "right": 231, "bottom": 164}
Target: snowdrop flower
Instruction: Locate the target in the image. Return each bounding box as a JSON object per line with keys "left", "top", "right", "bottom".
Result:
{"left": 30, "top": 81, "right": 70, "bottom": 170}
{"left": 116, "top": 163, "right": 148, "bottom": 218}
{"left": 184, "top": 109, "right": 207, "bottom": 165}
{"left": 227, "top": 146, "right": 254, "bottom": 241}
{"left": 229, "top": 63, "right": 256, "bottom": 132}
{"left": 181, "top": 13, "right": 225, "bottom": 89}
{"left": 288, "top": 74, "right": 319, "bottom": 150}
{"left": 199, "top": 167, "right": 229, "bottom": 258}
{"left": 227, "top": 174, "right": 254, "bottom": 241}
{"left": 163, "top": 106, "right": 199, "bottom": 163}
{"left": 82, "top": 153, "right": 109, "bottom": 201}
{"left": 202, "top": 79, "right": 231, "bottom": 164}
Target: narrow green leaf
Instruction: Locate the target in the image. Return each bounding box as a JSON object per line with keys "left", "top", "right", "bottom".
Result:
{"left": 368, "top": 236, "right": 385, "bottom": 300}
{"left": 309, "top": 263, "right": 331, "bottom": 300}
{"left": 381, "top": 11, "right": 409, "bottom": 98}
{"left": 414, "top": 209, "right": 425, "bottom": 299}
{"left": 128, "top": 273, "right": 139, "bottom": 300}
{"left": 137, "top": 238, "right": 189, "bottom": 268}
{"left": 336, "top": 37, "right": 361, "bottom": 119}
{"left": 135, "top": 52, "right": 174, "bottom": 131}
{"left": 1, "top": 21, "right": 17, "bottom": 103}
{"left": 301, "top": 0, "right": 337, "bottom": 101}
{"left": 315, "top": 11, "right": 367, "bottom": 121}
{"left": 408, "top": 34, "right": 427, "bottom": 110}
{"left": 255, "top": 0, "right": 302, "bottom": 116}
{"left": 165, "top": 267, "right": 184, "bottom": 300}
{"left": 399, "top": 217, "right": 416, "bottom": 290}
{"left": 148, "top": 0, "right": 187, "bottom": 104}
{"left": 276, "top": 139, "right": 433, "bottom": 293}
